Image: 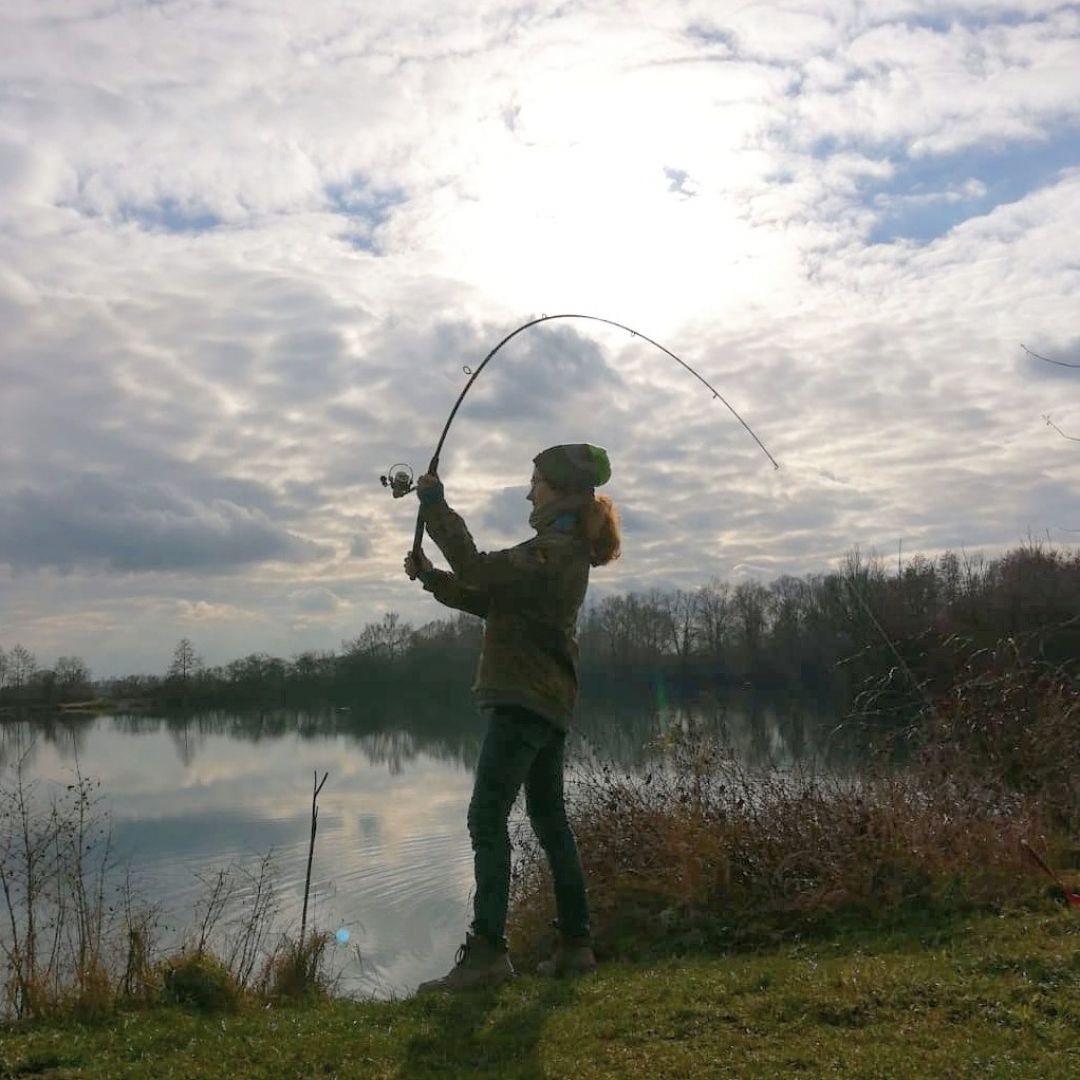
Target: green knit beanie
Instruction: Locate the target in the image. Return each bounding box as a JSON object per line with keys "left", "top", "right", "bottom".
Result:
{"left": 534, "top": 444, "right": 611, "bottom": 491}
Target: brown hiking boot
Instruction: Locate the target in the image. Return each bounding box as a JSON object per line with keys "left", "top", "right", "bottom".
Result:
{"left": 415, "top": 933, "right": 515, "bottom": 995}
{"left": 536, "top": 931, "right": 596, "bottom": 978}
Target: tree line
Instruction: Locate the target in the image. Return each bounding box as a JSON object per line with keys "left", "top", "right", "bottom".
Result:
{"left": 3, "top": 542, "right": 1078, "bottom": 715}
{"left": 0, "top": 645, "right": 92, "bottom": 705}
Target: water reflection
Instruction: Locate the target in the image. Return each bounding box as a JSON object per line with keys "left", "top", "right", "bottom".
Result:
{"left": 0, "top": 689, "right": 841, "bottom": 998}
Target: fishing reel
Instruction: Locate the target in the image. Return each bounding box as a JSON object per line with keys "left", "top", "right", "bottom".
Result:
{"left": 379, "top": 463, "right": 415, "bottom": 499}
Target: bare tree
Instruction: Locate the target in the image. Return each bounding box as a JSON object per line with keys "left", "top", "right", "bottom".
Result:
{"left": 288, "top": 650, "right": 336, "bottom": 687}
{"left": 732, "top": 581, "right": 770, "bottom": 664}
{"left": 769, "top": 575, "right": 810, "bottom": 648}
{"left": 595, "top": 595, "right": 632, "bottom": 664}
{"left": 633, "top": 591, "right": 672, "bottom": 659}
{"left": 7, "top": 645, "right": 36, "bottom": 690}
{"left": 593, "top": 593, "right": 669, "bottom": 665}
{"left": 343, "top": 612, "right": 413, "bottom": 661}
{"left": 168, "top": 638, "right": 200, "bottom": 682}
{"left": 54, "top": 656, "right": 92, "bottom": 699}
{"left": 694, "top": 579, "right": 733, "bottom": 661}
{"left": 659, "top": 589, "right": 697, "bottom": 663}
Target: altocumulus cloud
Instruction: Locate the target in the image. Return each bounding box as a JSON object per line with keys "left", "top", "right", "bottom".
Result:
{"left": 0, "top": 475, "right": 331, "bottom": 573}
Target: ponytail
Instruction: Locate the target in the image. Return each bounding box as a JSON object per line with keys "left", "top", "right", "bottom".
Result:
{"left": 582, "top": 493, "right": 621, "bottom": 567}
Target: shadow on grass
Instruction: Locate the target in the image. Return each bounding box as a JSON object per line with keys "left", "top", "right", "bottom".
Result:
{"left": 401, "top": 975, "right": 581, "bottom": 1079}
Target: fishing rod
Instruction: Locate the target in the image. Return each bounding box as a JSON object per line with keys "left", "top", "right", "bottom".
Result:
{"left": 378, "top": 313, "right": 780, "bottom": 559}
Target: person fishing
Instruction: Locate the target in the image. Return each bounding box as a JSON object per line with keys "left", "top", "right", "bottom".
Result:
{"left": 403, "top": 442, "right": 621, "bottom": 993}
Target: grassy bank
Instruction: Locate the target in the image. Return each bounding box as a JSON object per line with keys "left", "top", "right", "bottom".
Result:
{"left": 3, "top": 905, "right": 1080, "bottom": 1078}
{"left": 3, "top": 635, "right": 1077, "bottom": 1075}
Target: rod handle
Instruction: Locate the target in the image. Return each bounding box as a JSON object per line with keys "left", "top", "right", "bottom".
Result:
{"left": 410, "top": 455, "right": 440, "bottom": 559}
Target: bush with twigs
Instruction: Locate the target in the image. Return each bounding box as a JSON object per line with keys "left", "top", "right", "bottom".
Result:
{"left": 911, "top": 638, "right": 1080, "bottom": 833}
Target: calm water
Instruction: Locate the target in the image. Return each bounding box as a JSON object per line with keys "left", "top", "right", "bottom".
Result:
{"left": 0, "top": 691, "right": 837, "bottom": 999}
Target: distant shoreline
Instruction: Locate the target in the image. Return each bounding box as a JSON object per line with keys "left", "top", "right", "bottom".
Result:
{"left": 0, "top": 697, "right": 156, "bottom": 720}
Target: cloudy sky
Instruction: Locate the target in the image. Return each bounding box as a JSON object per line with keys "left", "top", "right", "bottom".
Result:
{"left": 2, "top": 0, "right": 1078, "bottom": 678}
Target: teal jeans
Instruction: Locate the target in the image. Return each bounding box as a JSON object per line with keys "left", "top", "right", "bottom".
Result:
{"left": 467, "top": 705, "right": 590, "bottom": 947}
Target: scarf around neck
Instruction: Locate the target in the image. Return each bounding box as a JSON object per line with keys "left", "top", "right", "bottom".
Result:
{"left": 528, "top": 491, "right": 591, "bottom": 533}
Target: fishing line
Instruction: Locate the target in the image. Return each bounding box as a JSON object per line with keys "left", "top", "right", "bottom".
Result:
{"left": 379, "top": 313, "right": 780, "bottom": 557}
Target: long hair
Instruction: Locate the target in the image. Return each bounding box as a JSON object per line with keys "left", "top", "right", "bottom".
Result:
{"left": 582, "top": 493, "right": 621, "bottom": 567}
{"left": 547, "top": 486, "right": 621, "bottom": 568}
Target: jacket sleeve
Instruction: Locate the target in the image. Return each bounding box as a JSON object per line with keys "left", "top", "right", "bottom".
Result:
{"left": 421, "top": 497, "right": 553, "bottom": 596}
{"left": 419, "top": 568, "right": 490, "bottom": 618}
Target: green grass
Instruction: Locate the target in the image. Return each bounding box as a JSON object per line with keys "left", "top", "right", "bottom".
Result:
{"left": 4, "top": 906, "right": 1080, "bottom": 1079}
{"left": 56, "top": 699, "right": 114, "bottom": 713}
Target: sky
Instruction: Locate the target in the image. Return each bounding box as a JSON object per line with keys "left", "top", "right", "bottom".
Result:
{"left": 2, "top": 0, "right": 1079, "bottom": 679}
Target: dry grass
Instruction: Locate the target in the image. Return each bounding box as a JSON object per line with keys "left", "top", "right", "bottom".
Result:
{"left": 260, "top": 929, "right": 335, "bottom": 1003}
{"left": 508, "top": 645, "right": 1078, "bottom": 967}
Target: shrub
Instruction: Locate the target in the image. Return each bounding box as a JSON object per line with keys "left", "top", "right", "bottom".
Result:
{"left": 913, "top": 639, "right": 1080, "bottom": 831}
{"left": 64, "top": 959, "right": 115, "bottom": 1022}
{"left": 158, "top": 951, "right": 240, "bottom": 1013}
{"left": 260, "top": 931, "right": 332, "bottom": 1003}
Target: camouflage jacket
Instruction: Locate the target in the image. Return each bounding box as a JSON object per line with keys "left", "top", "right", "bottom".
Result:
{"left": 418, "top": 492, "right": 591, "bottom": 729}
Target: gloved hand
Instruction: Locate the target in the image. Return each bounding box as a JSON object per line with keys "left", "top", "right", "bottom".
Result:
{"left": 415, "top": 471, "right": 444, "bottom": 508}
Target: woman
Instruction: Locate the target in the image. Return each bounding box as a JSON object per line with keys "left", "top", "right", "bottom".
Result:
{"left": 404, "top": 443, "right": 621, "bottom": 993}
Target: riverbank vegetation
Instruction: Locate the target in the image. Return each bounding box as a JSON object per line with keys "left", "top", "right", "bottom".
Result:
{"left": 2, "top": 622, "right": 1077, "bottom": 1029}
{"left": 0, "top": 757, "right": 349, "bottom": 1025}
{"left": 511, "top": 630, "right": 1078, "bottom": 968}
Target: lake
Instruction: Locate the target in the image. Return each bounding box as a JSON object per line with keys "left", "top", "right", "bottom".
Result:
{"left": 0, "top": 689, "right": 839, "bottom": 1000}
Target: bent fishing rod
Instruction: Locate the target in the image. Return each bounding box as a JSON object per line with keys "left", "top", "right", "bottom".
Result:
{"left": 378, "top": 313, "right": 780, "bottom": 559}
